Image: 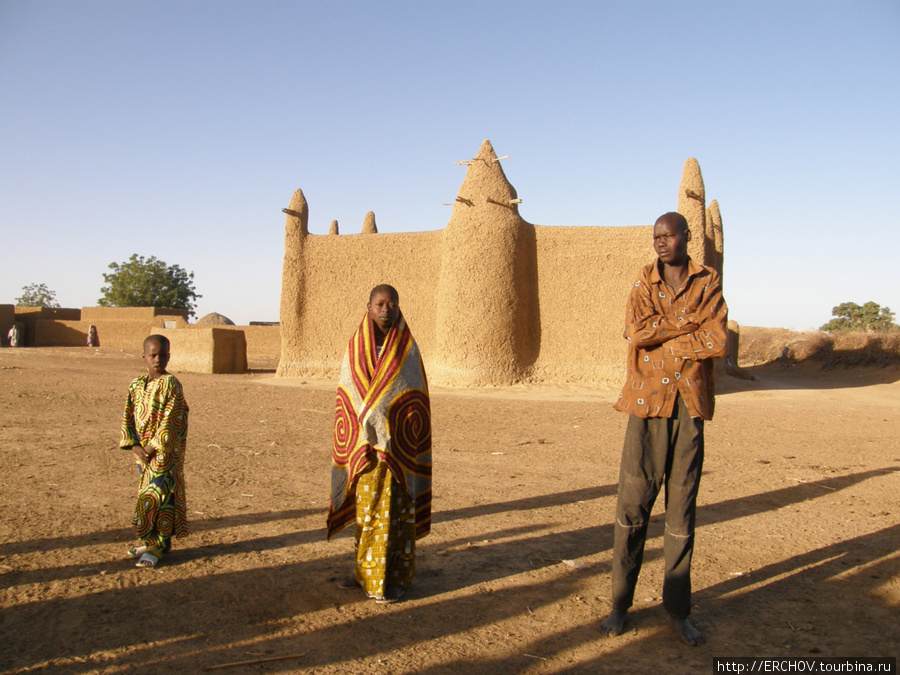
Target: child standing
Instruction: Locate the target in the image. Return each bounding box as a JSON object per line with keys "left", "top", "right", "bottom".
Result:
{"left": 120, "top": 334, "right": 189, "bottom": 568}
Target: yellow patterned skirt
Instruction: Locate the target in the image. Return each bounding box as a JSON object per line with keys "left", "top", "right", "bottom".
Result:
{"left": 133, "top": 460, "right": 185, "bottom": 555}
{"left": 354, "top": 460, "right": 416, "bottom": 599}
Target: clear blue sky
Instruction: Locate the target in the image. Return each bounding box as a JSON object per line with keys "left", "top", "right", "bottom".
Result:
{"left": 2, "top": 1, "right": 898, "bottom": 330}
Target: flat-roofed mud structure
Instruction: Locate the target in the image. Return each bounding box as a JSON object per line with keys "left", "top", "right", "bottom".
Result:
{"left": 162, "top": 327, "right": 248, "bottom": 374}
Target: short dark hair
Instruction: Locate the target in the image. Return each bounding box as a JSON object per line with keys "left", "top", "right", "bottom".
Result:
{"left": 656, "top": 211, "right": 689, "bottom": 234}
{"left": 143, "top": 334, "right": 171, "bottom": 352}
{"left": 369, "top": 284, "right": 399, "bottom": 303}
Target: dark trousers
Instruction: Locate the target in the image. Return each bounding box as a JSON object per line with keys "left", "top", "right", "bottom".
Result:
{"left": 610, "top": 396, "right": 704, "bottom": 619}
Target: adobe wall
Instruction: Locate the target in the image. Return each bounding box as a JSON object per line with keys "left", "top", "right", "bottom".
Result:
{"left": 162, "top": 328, "right": 248, "bottom": 374}
{"left": 278, "top": 224, "right": 443, "bottom": 378}
{"left": 15, "top": 304, "right": 278, "bottom": 369}
{"left": 73, "top": 313, "right": 191, "bottom": 351}
{"left": 19, "top": 307, "right": 191, "bottom": 351}
{"left": 14, "top": 307, "right": 81, "bottom": 346}
{"left": 80, "top": 307, "right": 190, "bottom": 323}
{"left": 208, "top": 325, "right": 281, "bottom": 370}
{"left": 34, "top": 320, "right": 92, "bottom": 347}
{"left": 80, "top": 308, "right": 276, "bottom": 365}
{"left": 30, "top": 316, "right": 187, "bottom": 350}
{"left": 529, "top": 225, "right": 654, "bottom": 384}
{"left": 278, "top": 140, "right": 727, "bottom": 387}
{"left": 277, "top": 185, "right": 444, "bottom": 377}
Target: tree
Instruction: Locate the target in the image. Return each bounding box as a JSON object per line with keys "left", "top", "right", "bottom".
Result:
{"left": 16, "top": 283, "right": 60, "bottom": 308}
{"left": 820, "top": 301, "right": 898, "bottom": 332}
{"left": 98, "top": 254, "right": 201, "bottom": 317}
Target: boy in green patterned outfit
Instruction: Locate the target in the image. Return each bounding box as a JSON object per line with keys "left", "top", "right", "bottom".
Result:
{"left": 119, "top": 334, "right": 189, "bottom": 568}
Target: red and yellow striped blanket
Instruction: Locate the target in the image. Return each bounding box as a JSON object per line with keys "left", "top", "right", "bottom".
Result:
{"left": 327, "top": 312, "right": 432, "bottom": 540}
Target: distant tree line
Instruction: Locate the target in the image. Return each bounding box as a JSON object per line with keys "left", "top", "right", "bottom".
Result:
{"left": 821, "top": 301, "right": 898, "bottom": 332}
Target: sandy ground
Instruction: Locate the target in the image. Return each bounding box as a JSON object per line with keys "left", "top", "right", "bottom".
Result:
{"left": 0, "top": 347, "right": 898, "bottom": 674}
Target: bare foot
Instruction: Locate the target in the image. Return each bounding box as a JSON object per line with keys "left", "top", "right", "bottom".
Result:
{"left": 599, "top": 609, "right": 627, "bottom": 636}
{"left": 668, "top": 616, "right": 705, "bottom": 646}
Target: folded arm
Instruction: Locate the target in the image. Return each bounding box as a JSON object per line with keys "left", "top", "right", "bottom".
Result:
{"left": 623, "top": 272, "right": 728, "bottom": 361}
{"left": 668, "top": 277, "right": 728, "bottom": 361}
{"left": 623, "top": 281, "right": 697, "bottom": 348}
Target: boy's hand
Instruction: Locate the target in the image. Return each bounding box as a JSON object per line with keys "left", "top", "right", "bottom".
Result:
{"left": 131, "top": 445, "right": 156, "bottom": 464}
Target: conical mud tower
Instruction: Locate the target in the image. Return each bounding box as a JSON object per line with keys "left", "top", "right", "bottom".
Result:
{"left": 277, "top": 189, "right": 309, "bottom": 377}
{"left": 433, "top": 140, "right": 539, "bottom": 385}
{"left": 677, "top": 158, "right": 723, "bottom": 272}
{"left": 706, "top": 199, "right": 724, "bottom": 277}
{"left": 677, "top": 158, "right": 709, "bottom": 266}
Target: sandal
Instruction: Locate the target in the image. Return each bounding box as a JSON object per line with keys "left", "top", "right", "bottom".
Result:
{"left": 135, "top": 552, "right": 160, "bottom": 568}
{"left": 126, "top": 546, "right": 148, "bottom": 559}
{"left": 375, "top": 585, "right": 405, "bottom": 604}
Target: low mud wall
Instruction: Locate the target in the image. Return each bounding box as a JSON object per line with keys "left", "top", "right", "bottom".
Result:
{"left": 14, "top": 307, "right": 81, "bottom": 346}
{"left": 162, "top": 327, "right": 248, "bottom": 374}
{"left": 206, "top": 325, "right": 281, "bottom": 370}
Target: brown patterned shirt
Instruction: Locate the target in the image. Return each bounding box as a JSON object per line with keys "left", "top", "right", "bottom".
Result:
{"left": 614, "top": 258, "right": 728, "bottom": 420}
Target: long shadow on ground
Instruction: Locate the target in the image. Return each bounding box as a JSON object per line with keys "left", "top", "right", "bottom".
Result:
{"left": 1, "top": 469, "right": 895, "bottom": 673}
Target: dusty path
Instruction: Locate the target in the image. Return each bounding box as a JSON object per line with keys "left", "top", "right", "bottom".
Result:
{"left": 1, "top": 348, "right": 898, "bottom": 673}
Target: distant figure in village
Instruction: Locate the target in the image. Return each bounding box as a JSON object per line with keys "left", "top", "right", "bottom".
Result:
{"left": 87, "top": 325, "right": 99, "bottom": 347}
{"left": 599, "top": 212, "right": 728, "bottom": 646}
{"left": 119, "top": 334, "right": 189, "bottom": 568}
{"left": 8, "top": 324, "right": 21, "bottom": 347}
{"left": 327, "top": 284, "right": 432, "bottom": 604}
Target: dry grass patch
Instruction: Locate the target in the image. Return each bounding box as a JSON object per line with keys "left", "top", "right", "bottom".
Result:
{"left": 739, "top": 327, "right": 900, "bottom": 368}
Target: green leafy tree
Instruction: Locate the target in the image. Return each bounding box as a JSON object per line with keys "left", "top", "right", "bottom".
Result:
{"left": 16, "top": 283, "right": 61, "bottom": 308}
{"left": 99, "top": 254, "right": 201, "bottom": 317}
{"left": 820, "top": 301, "right": 898, "bottom": 332}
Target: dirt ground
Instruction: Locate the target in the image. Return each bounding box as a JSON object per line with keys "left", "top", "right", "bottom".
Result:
{"left": 1, "top": 345, "right": 898, "bottom": 674}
